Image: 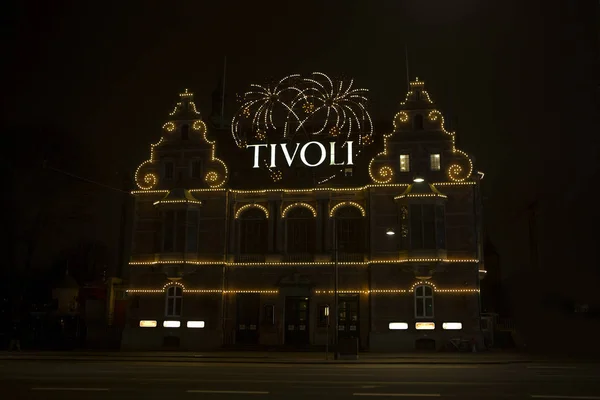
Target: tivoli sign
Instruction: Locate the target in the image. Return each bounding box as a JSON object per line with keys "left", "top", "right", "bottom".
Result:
{"left": 247, "top": 141, "right": 354, "bottom": 168}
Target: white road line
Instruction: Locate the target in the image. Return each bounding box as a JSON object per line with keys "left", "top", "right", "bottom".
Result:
{"left": 187, "top": 390, "right": 269, "bottom": 395}
{"left": 354, "top": 394, "right": 441, "bottom": 397}
{"left": 531, "top": 396, "right": 600, "bottom": 399}
{"left": 31, "top": 388, "right": 109, "bottom": 391}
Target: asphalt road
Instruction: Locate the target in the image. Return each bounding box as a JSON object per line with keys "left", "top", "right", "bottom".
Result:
{"left": 1, "top": 359, "right": 599, "bottom": 399}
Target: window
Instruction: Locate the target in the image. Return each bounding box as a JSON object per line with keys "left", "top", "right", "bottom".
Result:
{"left": 344, "top": 167, "right": 353, "bottom": 177}
{"left": 239, "top": 208, "right": 268, "bottom": 254}
{"left": 181, "top": 124, "right": 189, "bottom": 140}
{"left": 186, "top": 210, "right": 199, "bottom": 253}
{"left": 430, "top": 154, "right": 441, "bottom": 171}
{"left": 408, "top": 204, "right": 445, "bottom": 250}
{"left": 163, "top": 210, "right": 197, "bottom": 252}
{"left": 435, "top": 205, "right": 446, "bottom": 248}
{"left": 163, "top": 211, "right": 175, "bottom": 252}
{"left": 175, "top": 210, "right": 186, "bottom": 252}
{"left": 164, "top": 162, "right": 174, "bottom": 180}
{"left": 415, "top": 285, "right": 434, "bottom": 318}
{"left": 165, "top": 285, "right": 183, "bottom": 317}
{"left": 286, "top": 207, "right": 316, "bottom": 254}
{"left": 413, "top": 114, "right": 424, "bottom": 130}
{"left": 334, "top": 206, "right": 365, "bottom": 253}
{"left": 191, "top": 159, "right": 202, "bottom": 178}
{"left": 399, "top": 154, "right": 410, "bottom": 172}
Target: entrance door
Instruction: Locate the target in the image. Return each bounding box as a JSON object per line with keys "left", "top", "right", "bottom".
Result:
{"left": 236, "top": 293, "right": 260, "bottom": 344}
{"left": 338, "top": 295, "right": 360, "bottom": 346}
{"left": 284, "top": 297, "right": 310, "bottom": 346}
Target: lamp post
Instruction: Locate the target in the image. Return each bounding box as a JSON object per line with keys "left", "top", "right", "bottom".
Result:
{"left": 333, "top": 217, "right": 339, "bottom": 360}
{"left": 325, "top": 305, "right": 330, "bottom": 360}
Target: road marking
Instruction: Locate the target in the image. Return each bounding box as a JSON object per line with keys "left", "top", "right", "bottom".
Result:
{"left": 31, "top": 388, "right": 109, "bottom": 391}
{"left": 528, "top": 366, "right": 577, "bottom": 369}
{"left": 531, "top": 396, "right": 600, "bottom": 399}
{"left": 291, "top": 372, "right": 373, "bottom": 376}
{"left": 354, "top": 394, "right": 441, "bottom": 397}
{"left": 187, "top": 390, "right": 269, "bottom": 395}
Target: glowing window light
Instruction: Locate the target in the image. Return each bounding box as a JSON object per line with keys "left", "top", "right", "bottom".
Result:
{"left": 415, "top": 322, "right": 435, "bottom": 330}
{"left": 187, "top": 321, "right": 205, "bottom": 328}
{"left": 399, "top": 154, "right": 410, "bottom": 172}
{"left": 389, "top": 322, "right": 408, "bottom": 330}
{"left": 139, "top": 320, "right": 157, "bottom": 328}
{"left": 430, "top": 154, "right": 441, "bottom": 171}
{"left": 163, "top": 320, "right": 181, "bottom": 328}
{"left": 442, "top": 322, "right": 462, "bottom": 330}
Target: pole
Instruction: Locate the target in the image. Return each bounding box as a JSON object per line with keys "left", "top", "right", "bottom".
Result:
{"left": 325, "top": 306, "right": 329, "bottom": 360}
{"left": 334, "top": 218, "right": 339, "bottom": 360}
{"left": 404, "top": 45, "right": 410, "bottom": 90}
{"left": 220, "top": 56, "right": 227, "bottom": 129}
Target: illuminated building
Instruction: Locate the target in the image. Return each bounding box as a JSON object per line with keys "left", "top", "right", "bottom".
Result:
{"left": 121, "top": 75, "right": 486, "bottom": 351}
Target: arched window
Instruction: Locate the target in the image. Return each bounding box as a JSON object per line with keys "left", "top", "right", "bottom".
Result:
{"left": 413, "top": 114, "right": 424, "bottom": 130}
{"left": 333, "top": 206, "right": 365, "bottom": 254}
{"left": 181, "top": 124, "right": 189, "bottom": 140}
{"left": 238, "top": 208, "right": 268, "bottom": 255}
{"left": 165, "top": 285, "right": 183, "bottom": 317}
{"left": 286, "top": 207, "right": 316, "bottom": 255}
{"left": 414, "top": 285, "right": 434, "bottom": 318}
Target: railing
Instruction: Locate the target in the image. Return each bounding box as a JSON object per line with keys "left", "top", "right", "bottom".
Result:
{"left": 337, "top": 253, "right": 365, "bottom": 262}
{"left": 235, "top": 254, "right": 266, "bottom": 263}
{"left": 283, "top": 253, "right": 314, "bottom": 262}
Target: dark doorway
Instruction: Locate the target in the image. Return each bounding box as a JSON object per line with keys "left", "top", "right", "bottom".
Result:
{"left": 236, "top": 293, "right": 260, "bottom": 344}
{"left": 338, "top": 295, "right": 360, "bottom": 346}
{"left": 284, "top": 297, "right": 310, "bottom": 346}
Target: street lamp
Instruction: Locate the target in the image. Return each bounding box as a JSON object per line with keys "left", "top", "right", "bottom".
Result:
{"left": 386, "top": 228, "right": 396, "bottom": 236}
{"left": 413, "top": 177, "right": 424, "bottom": 183}
{"left": 324, "top": 305, "right": 330, "bottom": 360}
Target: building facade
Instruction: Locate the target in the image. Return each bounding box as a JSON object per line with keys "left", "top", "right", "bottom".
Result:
{"left": 122, "top": 76, "right": 486, "bottom": 351}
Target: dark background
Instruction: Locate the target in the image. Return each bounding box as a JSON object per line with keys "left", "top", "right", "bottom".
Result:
{"left": 2, "top": 1, "right": 599, "bottom": 350}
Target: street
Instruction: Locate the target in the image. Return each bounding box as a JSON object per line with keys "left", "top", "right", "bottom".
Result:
{"left": 1, "top": 358, "right": 599, "bottom": 399}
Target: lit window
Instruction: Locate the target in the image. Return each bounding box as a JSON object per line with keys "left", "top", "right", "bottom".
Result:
{"left": 430, "top": 154, "right": 441, "bottom": 171}
{"left": 344, "top": 167, "right": 353, "bottom": 177}
{"left": 399, "top": 154, "right": 410, "bottom": 172}
{"left": 415, "top": 322, "right": 435, "bottom": 330}
{"left": 442, "top": 322, "right": 462, "bottom": 330}
{"left": 389, "top": 322, "right": 408, "bottom": 330}
{"left": 139, "top": 320, "right": 157, "bottom": 328}
{"left": 165, "top": 286, "right": 183, "bottom": 317}
{"left": 187, "top": 321, "right": 205, "bottom": 328}
{"left": 163, "top": 320, "right": 181, "bottom": 328}
{"left": 414, "top": 285, "right": 434, "bottom": 318}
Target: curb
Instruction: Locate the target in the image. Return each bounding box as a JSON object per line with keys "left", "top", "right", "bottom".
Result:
{"left": 0, "top": 356, "right": 533, "bottom": 365}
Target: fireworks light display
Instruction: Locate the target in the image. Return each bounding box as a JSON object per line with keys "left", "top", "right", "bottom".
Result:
{"left": 232, "top": 72, "right": 374, "bottom": 183}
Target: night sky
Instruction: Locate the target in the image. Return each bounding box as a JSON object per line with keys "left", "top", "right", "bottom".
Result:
{"left": 3, "top": 2, "right": 599, "bottom": 294}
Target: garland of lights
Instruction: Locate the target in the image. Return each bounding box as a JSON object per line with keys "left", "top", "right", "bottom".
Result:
{"left": 134, "top": 90, "right": 229, "bottom": 190}
{"left": 369, "top": 78, "right": 475, "bottom": 183}
{"left": 232, "top": 72, "right": 374, "bottom": 183}
{"left": 127, "top": 280, "right": 479, "bottom": 295}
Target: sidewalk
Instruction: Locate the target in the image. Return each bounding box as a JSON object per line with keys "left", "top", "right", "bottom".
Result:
{"left": 0, "top": 350, "right": 533, "bottom": 364}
